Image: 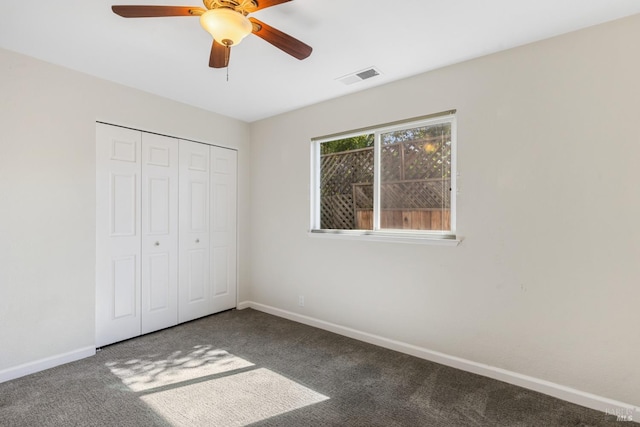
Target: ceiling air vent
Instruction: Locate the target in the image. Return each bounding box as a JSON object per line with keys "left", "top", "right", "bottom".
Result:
{"left": 336, "top": 67, "right": 382, "bottom": 85}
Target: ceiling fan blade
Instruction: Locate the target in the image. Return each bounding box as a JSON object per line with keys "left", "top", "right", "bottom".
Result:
{"left": 112, "top": 5, "right": 206, "bottom": 18}
{"left": 249, "top": 18, "right": 312, "bottom": 60}
{"left": 209, "top": 40, "right": 230, "bottom": 68}
{"left": 253, "top": 0, "right": 292, "bottom": 11}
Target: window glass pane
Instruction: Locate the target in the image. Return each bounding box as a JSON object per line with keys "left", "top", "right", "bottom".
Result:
{"left": 380, "top": 122, "right": 452, "bottom": 231}
{"left": 320, "top": 134, "right": 374, "bottom": 230}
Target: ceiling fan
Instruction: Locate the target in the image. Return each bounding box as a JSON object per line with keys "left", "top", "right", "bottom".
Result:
{"left": 112, "top": 0, "right": 312, "bottom": 68}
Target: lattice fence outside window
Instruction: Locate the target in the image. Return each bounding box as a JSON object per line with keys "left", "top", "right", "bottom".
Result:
{"left": 320, "top": 135, "right": 451, "bottom": 230}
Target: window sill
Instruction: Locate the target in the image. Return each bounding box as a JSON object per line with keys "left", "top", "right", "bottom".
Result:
{"left": 308, "top": 230, "right": 461, "bottom": 246}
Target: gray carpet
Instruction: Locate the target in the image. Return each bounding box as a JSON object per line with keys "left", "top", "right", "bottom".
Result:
{"left": 0, "top": 308, "right": 629, "bottom": 426}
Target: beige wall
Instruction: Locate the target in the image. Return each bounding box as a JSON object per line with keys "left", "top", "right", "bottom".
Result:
{"left": 0, "top": 48, "right": 251, "bottom": 370}
{"left": 248, "top": 14, "right": 640, "bottom": 406}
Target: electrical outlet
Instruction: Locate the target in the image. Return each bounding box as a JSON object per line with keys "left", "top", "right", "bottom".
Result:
{"left": 298, "top": 295, "right": 305, "bottom": 307}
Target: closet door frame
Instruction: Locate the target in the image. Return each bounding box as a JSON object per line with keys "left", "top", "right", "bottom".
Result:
{"left": 96, "top": 123, "right": 239, "bottom": 346}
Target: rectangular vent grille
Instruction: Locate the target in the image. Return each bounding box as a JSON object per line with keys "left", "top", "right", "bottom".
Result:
{"left": 336, "top": 67, "right": 382, "bottom": 85}
{"left": 356, "top": 69, "right": 380, "bottom": 80}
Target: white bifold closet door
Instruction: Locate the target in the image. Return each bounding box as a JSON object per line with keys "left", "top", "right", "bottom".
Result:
{"left": 96, "top": 127, "right": 180, "bottom": 346}
{"left": 141, "top": 133, "right": 179, "bottom": 334}
{"left": 178, "top": 140, "right": 211, "bottom": 323}
{"left": 178, "top": 143, "right": 238, "bottom": 321}
{"left": 211, "top": 146, "right": 237, "bottom": 313}
{"left": 96, "top": 124, "right": 142, "bottom": 347}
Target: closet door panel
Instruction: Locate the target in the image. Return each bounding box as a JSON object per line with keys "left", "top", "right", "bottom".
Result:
{"left": 96, "top": 124, "right": 142, "bottom": 347}
{"left": 186, "top": 248, "right": 207, "bottom": 301}
{"left": 211, "top": 147, "right": 238, "bottom": 312}
{"left": 113, "top": 255, "right": 137, "bottom": 318}
{"left": 141, "top": 133, "right": 179, "bottom": 334}
{"left": 179, "top": 140, "right": 212, "bottom": 322}
{"left": 148, "top": 253, "right": 170, "bottom": 310}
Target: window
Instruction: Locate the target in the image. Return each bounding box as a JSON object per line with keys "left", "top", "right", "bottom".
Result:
{"left": 310, "top": 111, "right": 457, "bottom": 242}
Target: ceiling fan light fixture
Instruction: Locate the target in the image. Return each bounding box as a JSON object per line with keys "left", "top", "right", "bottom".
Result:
{"left": 200, "top": 8, "right": 252, "bottom": 46}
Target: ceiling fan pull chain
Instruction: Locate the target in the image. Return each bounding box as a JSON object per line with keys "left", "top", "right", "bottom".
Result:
{"left": 226, "top": 46, "right": 230, "bottom": 81}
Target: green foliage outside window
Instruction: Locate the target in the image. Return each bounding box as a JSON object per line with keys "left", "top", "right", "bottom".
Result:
{"left": 320, "top": 134, "right": 374, "bottom": 155}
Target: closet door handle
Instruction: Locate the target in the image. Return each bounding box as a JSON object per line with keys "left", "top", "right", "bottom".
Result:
{"left": 195, "top": 239, "right": 200, "bottom": 243}
{"left": 154, "top": 241, "right": 160, "bottom": 247}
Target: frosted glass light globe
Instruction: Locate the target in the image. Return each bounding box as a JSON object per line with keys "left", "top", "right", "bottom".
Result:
{"left": 200, "top": 8, "right": 252, "bottom": 46}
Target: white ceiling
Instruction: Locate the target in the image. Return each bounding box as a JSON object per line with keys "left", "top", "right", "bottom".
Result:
{"left": 1, "top": 1, "right": 639, "bottom": 122}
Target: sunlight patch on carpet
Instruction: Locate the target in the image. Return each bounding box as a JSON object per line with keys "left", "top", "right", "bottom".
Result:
{"left": 141, "top": 368, "right": 329, "bottom": 426}
{"left": 107, "top": 346, "right": 254, "bottom": 392}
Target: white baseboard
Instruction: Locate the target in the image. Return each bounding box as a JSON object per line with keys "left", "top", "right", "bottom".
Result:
{"left": 237, "top": 301, "right": 639, "bottom": 420}
{"left": 0, "top": 346, "right": 96, "bottom": 384}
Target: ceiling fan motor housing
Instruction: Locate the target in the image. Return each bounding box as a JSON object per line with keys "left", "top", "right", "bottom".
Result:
{"left": 203, "top": 0, "right": 259, "bottom": 14}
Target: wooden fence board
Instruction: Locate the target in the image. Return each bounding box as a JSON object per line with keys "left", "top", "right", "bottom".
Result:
{"left": 356, "top": 209, "right": 450, "bottom": 231}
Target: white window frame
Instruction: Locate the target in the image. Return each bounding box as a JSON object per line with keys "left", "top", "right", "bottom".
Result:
{"left": 309, "top": 111, "right": 459, "bottom": 245}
